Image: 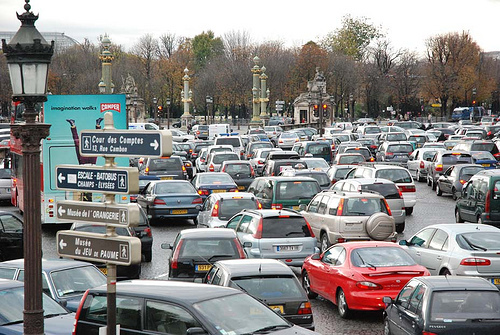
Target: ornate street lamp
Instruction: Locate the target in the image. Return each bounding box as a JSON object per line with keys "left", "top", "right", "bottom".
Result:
{"left": 1, "top": 1, "right": 53, "bottom": 334}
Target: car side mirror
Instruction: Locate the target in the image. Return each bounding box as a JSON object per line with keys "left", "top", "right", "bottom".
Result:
{"left": 161, "top": 243, "right": 173, "bottom": 250}
{"left": 398, "top": 240, "right": 407, "bottom": 246}
{"left": 311, "top": 253, "right": 321, "bottom": 260}
{"left": 187, "top": 327, "right": 208, "bottom": 335}
{"left": 298, "top": 204, "right": 307, "bottom": 211}
{"left": 382, "top": 296, "right": 393, "bottom": 306}
{"left": 243, "top": 242, "right": 252, "bottom": 248}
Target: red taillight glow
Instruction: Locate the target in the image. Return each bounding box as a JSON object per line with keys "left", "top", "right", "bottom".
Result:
{"left": 305, "top": 219, "right": 315, "bottom": 238}
{"left": 154, "top": 198, "right": 166, "bottom": 205}
{"left": 271, "top": 203, "right": 283, "bottom": 210}
{"left": 337, "top": 198, "right": 344, "bottom": 216}
{"left": 250, "top": 165, "right": 255, "bottom": 177}
{"left": 209, "top": 164, "right": 214, "bottom": 172}
{"left": 420, "top": 161, "right": 425, "bottom": 169}
{"left": 460, "top": 258, "right": 491, "bottom": 266}
{"left": 198, "top": 189, "right": 210, "bottom": 196}
{"left": 211, "top": 200, "right": 220, "bottom": 217}
{"left": 356, "top": 281, "right": 383, "bottom": 290}
{"left": 459, "top": 179, "right": 467, "bottom": 185}
{"left": 386, "top": 152, "right": 394, "bottom": 156}
{"left": 192, "top": 197, "right": 203, "bottom": 204}
{"left": 399, "top": 185, "right": 416, "bottom": 192}
{"left": 337, "top": 238, "right": 345, "bottom": 243}
{"left": 171, "top": 240, "right": 184, "bottom": 269}
{"left": 252, "top": 218, "right": 263, "bottom": 239}
{"left": 144, "top": 227, "right": 152, "bottom": 237}
{"left": 383, "top": 199, "right": 392, "bottom": 216}
{"left": 72, "top": 289, "right": 90, "bottom": 335}
{"left": 436, "top": 164, "right": 443, "bottom": 172}
{"left": 422, "top": 332, "right": 438, "bottom": 335}
{"left": 297, "top": 302, "right": 312, "bottom": 315}
{"left": 145, "top": 167, "right": 150, "bottom": 173}
{"left": 256, "top": 200, "right": 262, "bottom": 209}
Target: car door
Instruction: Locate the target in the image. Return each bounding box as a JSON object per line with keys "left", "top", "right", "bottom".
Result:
{"left": 439, "top": 166, "right": 454, "bottom": 193}
{"left": 197, "top": 196, "right": 212, "bottom": 227}
{"left": 144, "top": 299, "right": 203, "bottom": 334}
{"left": 0, "top": 213, "right": 23, "bottom": 261}
{"left": 416, "top": 229, "right": 449, "bottom": 275}
{"left": 309, "top": 246, "right": 345, "bottom": 301}
{"left": 404, "top": 228, "right": 436, "bottom": 267}
{"left": 136, "top": 183, "right": 154, "bottom": 209}
{"left": 225, "top": 214, "right": 243, "bottom": 230}
{"left": 407, "top": 150, "right": 419, "bottom": 177}
{"left": 460, "top": 179, "right": 480, "bottom": 222}
{"left": 386, "top": 279, "right": 420, "bottom": 335}
{"left": 396, "top": 281, "right": 426, "bottom": 335}
{"left": 302, "top": 194, "right": 323, "bottom": 238}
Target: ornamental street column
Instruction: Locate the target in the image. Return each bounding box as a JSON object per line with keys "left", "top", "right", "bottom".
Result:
{"left": 181, "top": 68, "right": 193, "bottom": 130}
{"left": 250, "top": 56, "right": 262, "bottom": 125}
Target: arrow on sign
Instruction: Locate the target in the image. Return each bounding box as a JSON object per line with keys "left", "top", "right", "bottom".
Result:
{"left": 58, "top": 206, "right": 66, "bottom": 216}
{"left": 58, "top": 173, "right": 66, "bottom": 183}
{"left": 59, "top": 239, "right": 67, "bottom": 250}
{"left": 150, "top": 139, "right": 159, "bottom": 151}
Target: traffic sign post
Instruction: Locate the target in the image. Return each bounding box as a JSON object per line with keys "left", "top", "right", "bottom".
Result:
{"left": 79, "top": 129, "right": 172, "bottom": 157}
{"left": 55, "top": 165, "right": 139, "bottom": 194}
{"left": 57, "top": 230, "right": 141, "bottom": 266}
{"left": 56, "top": 201, "right": 141, "bottom": 227}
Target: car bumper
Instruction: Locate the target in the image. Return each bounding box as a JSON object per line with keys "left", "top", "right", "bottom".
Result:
{"left": 392, "top": 209, "right": 406, "bottom": 224}
{"left": 347, "top": 289, "right": 403, "bottom": 311}
{"left": 149, "top": 207, "right": 200, "bottom": 219}
{"left": 402, "top": 193, "right": 416, "bottom": 208}
{"left": 284, "top": 315, "right": 314, "bottom": 331}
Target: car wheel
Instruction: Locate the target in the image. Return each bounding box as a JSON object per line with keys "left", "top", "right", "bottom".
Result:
{"left": 320, "top": 233, "right": 330, "bottom": 253}
{"left": 452, "top": 187, "right": 457, "bottom": 200}
{"left": 144, "top": 249, "right": 152, "bottom": 262}
{"left": 440, "top": 268, "right": 451, "bottom": 276}
{"left": 337, "top": 289, "right": 351, "bottom": 319}
{"left": 455, "top": 209, "right": 464, "bottom": 223}
{"left": 431, "top": 178, "right": 436, "bottom": 190}
{"left": 416, "top": 170, "right": 422, "bottom": 182}
{"left": 436, "top": 183, "right": 442, "bottom": 196}
{"left": 427, "top": 177, "right": 431, "bottom": 186}
{"left": 302, "top": 271, "right": 318, "bottom": 299}
{"left": 384, "top": 318, "right": 392, "bottom": 335}
{"left": 405, "top": 207, "right": 413, "bottom": 216}
{"left": 396, "top": 222, "right": 405, "bottom": 233}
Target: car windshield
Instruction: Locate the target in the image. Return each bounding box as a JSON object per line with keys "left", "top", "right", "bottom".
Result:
{"left": 224, "top": 164, "right": 252, "bottom": 175}
{"left": 148, "top": 158, "right": 182, "bottom": 171}
{"left": 0, "top": 286, "right": 69, "bottom": 325}
{"left": 364, "top": 127, "right": 381, "bottom": 134}
{"left": 343, "top": 198, "right": 385, "bottom": 216}
{"left": 471, "top": 143, "right": 495, "bottom": 151}
{"left": 194, "top": 293, "right": 289, "bottom": 334}
{"left": 231, "top": 276, "right": 304, "bottom": 300}
{"left": 442, "top": 154, "right": 473, "bottom": 164}
{"left": 360, "top": 183, "right": 400, "bottom": 199}
{"left": 0, "top": 169, "right": 12, "bottom": 179}
{"left": 250, "top": 143, "right": 273, "bottom": 151}
{"left": 375, "top": 169, "right": 412, "bottom": 183}
{"left": 262, "top": 217, "right": 312, "bottom": 238}
{"left": 456, "top": 232, "right": 500, "bottom": 251}
{"left": 351, "top": 247, "right": 416, "bottom": 267}
{"left": 302, "top": 173, "right": 330, "bottom": 187}
{"left": 213, "top": 154, "right": 239, "bottom": 164}
{"left": 179, "top": 238, "right": 238, "bottom": 258}
{"left": 155, "top": 182, "right": 195, "bottom": 194}
{"left": 471, "top": 151, "right": 495, "bottom": 160}
{"left": 276, "top": 181, "right": 320, "bottom": 200}
{"left": 345, "top": 148, "right": 371, "bottom": 159}
{"left": 281, "top": 133, "right": 296, "bottom": 139}
{"left": 199, "top": 174, "right": 234, "bottom": 184}
{"left": 50, "top": 266, "right": 107, "bottom": 297}
{"left": 216, "top": 138, "right": 241, "bottom": 147}
{"left": 219, "top": 199, "right": 258, "bottom": 220}
{"left": 387, "top": 144, "right": 413, "bottom": 153}
{"left": 430, "top": 291, "right": 500, "bottom": 321}
{"left": 334, "top": 167, "right": 352, "bottom": 179}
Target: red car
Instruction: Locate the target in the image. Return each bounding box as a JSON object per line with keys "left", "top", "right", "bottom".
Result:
{"left": 301, "top": 241, "right": 430, "bottom": 318}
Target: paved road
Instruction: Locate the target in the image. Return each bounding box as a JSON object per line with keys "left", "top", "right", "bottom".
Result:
{"left": 3, "top": 177, "right": 456, "bottom": 334}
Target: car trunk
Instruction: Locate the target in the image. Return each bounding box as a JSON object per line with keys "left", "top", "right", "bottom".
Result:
{"left": 157, "top": 194, "right": 199, "bottom": 212}
{"left": 470, "top": 251, "right": 500, "bottom": 274}
{"left": 359, "top": 268, "right": 427, "bottom": 292}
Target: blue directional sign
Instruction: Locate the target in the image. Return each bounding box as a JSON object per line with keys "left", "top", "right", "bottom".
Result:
{"left": 56, "top": 165, "right": 139, "bottom": 194}
{"left": 79, "top": 129, "right": 172, "bottom": 157}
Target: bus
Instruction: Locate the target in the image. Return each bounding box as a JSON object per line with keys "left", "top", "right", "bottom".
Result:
{"left": 452, "top": 106, "right": 485, "bottom": 121}
{"left": 10, "top": 94, "right": 129, "bottom": 224}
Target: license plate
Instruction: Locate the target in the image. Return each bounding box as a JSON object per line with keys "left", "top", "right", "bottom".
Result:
{"left": 269, "top": 305, "right": 284, "bottom": 314}
{"left": 195, "top": 264, "right": 212, "bottom": 272}
{"left": 212, "top": 189, "right": 226, "bottom": 193}
{"left": 237, "top": 185, "right": 245, "bottom": 190}
{"left": 161, "top": 176, "right": 173, "bottom": 180}
{"left": 172, "top": 209, "right": 188, "bottom": 215}
{"left": 482, "top": 164, "right": 491, "bottom": 167}
{"left": 493, "top": 278, "right": 500, "bottom": 285}
{"left": 292, "top": 206, "right": 300, "bottom": 210}
{"left": 99, "top": 268, "right": 108, "bottom": 275}
{"left": 277, "top": 245, "right": 299, "bottom": 252}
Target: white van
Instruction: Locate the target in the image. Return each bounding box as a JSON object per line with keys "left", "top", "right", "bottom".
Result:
{"left": 129, "top": 122, "right": 159, "bottom": 130}
{"left": 208, "top": 124, "right": 230, "bottom": 139}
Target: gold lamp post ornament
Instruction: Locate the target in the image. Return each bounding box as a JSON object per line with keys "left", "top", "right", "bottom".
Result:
{"left": 98, "top": 34, "right": 114, "bottom": 94}
{"left": 181, "top": 67, "right": 193, "bottom": 130}
{"left": 259, "top": 66, "right": 270, "bottom": 124}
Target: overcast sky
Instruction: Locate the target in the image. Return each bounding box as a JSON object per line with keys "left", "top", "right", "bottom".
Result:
{"left": 2, "top": 0, "right": 500, "bottom": 56}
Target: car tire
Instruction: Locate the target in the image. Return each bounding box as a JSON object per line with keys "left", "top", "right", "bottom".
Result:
{"left": 144, "top": 249, "right": 152, "bottom": 262}
{"left": 337, "top": 289, "right": 351, "bottom": 319}
{"left": 431, "top": 178, "right": 436, "bottom": 190}
{"left": 416, "top": 170, "right": 422, "bottom": 182}
{"left": 396, "top": 222, "right": 405, "bottom": 233}
{"left": 436, "top": 183, "right": 442, "bottom": 196}
{"left": 440, "top": 268, "right": 451, "bottom": 276}
{"left": 427, "top": 177, "right": 431, "bottom": 186}
{"left": 384, "top": 317, "right": 392, "bottom": 335}
{"left": 405, "top": 207, "right": 413, "bottom": 216}
{"left": 452, "top": 187, "right": 457, "bottom": 200}
{"left": 455, "top": 209, "right": 464, "bottom": 223}
{"left": 366, "top": 213, "right": 395, "bottom": 240}
{"left": 302, "top": 271, "right": 318, "bottom": 299}
{"left": 320, "top": 233, "right": 330, "bottom": 253}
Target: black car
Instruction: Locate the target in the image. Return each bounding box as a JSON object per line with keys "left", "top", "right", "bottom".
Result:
{"left": 221, "top": 160, "right": 255, "bottom": 191}
{"left": 383, "top": 276, "right": 500, "bottom": 335}
{"left": 162, "top": 228, "right": 246, "bottom": 282}
{"left": 0, "top": 211, "right": 23, "bottom": 262}
{"left": 0, "top": 279, "right": 75, "bottom": 335}
{"left": 139, "top": 155, "right": 188, "bottom": 180}
{"left": 190, "top": 172, "right": 238, "bottom": 200}
{"left": 73, "top": 280, "right": 320, "bottom": 335}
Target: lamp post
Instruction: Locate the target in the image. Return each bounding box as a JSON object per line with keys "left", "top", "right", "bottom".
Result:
{"left": 259, "top": 66, "right": 269, "bottom": 126}
{"left": 166, "top": 97, "right": 171, "bottom": 129}
{"left": 316, "top": 81, "right": 325, "bottom": 136}
{"left": 181, "top": 68, "right": 193, "bottom": 130}
{"left": 250, "top": 56, "right": 262, "bottom": 125}
{"left": 2, "top": 1, "right": 53, "bottom": 334}
{"left": 98, "top": 34, "right": 114, "bottom": 94}
{"left": 206, "top": 95, "right": 213, "bottom": 125}
{"left": 152, "top": 97, "right": 158, "bottom": 124}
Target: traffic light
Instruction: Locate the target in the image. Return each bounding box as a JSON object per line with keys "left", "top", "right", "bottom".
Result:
{"left": 313, "top": 104, "right": 319, "bottom": 117}
{"left": 322, "top": 104, "right": 328, "bottom": 118}
{"left": 157, "top": 105, "right": 163, "bottom": 117}
{"left": 472, "top": 100, "right": 476, "bottom": 106}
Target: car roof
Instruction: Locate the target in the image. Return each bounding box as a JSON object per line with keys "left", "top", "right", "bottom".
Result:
{"left": 343, "top": 178, "right": 396, "bottom": 185}
{"left": 0, "top": 258, "right": 98, "bottom": 271}
{"left": 336, "top": 241, "right": 401, "bottom": 249}
{"left": 222, "top": 160, "right": 250, "bottom": 165}
{"left": 322, "top": 189, "right": 384, "bottom": 199}
{"left": 179, "top": 228, "right": 238, "bottom": 238}
{"left": 416, "top": 276, "right": 498, "bottom": 291}
{"left": 418, "top": 223, "right": 500, "bottom": 234}
{"left": 0, "top": 278, "right": 24, "bottom": 290}
{"left": 241, "top": 208, "right": 303, "bottom": 218}
{"left": 208, "top": 192, "right": 256, "bottom": 200}
{"left": 215, "top": 259, "right": 294, "bottom": 277}
{"left": 90, "top": 280, "right": 241, "bottom": 303}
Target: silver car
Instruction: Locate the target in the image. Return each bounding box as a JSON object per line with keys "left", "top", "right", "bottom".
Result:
{"left": 205, "top": 152, "right": 239, "bottom": 172}
{"left": 400, "top": 223, "right": 500, "bottom": 288}
{"left": 197, "top": 192, "right": 261, "bottom": 228}
{"left": 277, "top": 132, "right": 300, "bottom": 149}
{"left": 225, "top": 209, "right": 318, "bottom": 267}
{"left": 249, "top": 148, "right": 283, "bottom": 176}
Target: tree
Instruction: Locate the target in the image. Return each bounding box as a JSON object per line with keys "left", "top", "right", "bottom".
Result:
{"left": 191, "top": 31, "right": 224, "bottom": 70}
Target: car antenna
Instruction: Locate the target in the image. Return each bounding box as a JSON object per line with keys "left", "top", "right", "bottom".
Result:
{"left": 259, "top": 261, "right": 262, "bottom": 274}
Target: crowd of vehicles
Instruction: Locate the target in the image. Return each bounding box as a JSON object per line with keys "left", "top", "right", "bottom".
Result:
{"left": 5, "top": 116, "right": 500, "bottom": 334}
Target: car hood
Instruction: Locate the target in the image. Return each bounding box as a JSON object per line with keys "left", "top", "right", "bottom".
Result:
{"left": 0, "top": 313, "right": 75, "bottom": 335}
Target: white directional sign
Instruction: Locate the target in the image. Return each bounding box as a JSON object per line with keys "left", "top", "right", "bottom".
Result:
{"left": 56, "top": 201, "right": 141, "bottom": 226}
{"left": 57, "top": 230, "right": 141, "bottom": 266}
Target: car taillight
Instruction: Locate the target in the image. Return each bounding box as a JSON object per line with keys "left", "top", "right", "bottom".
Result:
{"left": 460, "top": 258, "right": 491, "bottom": 266}
{"left": 192, "top": 153, "right": 198, "bottom": 158}
{"left": 154, "top": 198, "right": 166, "bottom": 205}
{"left": 144, "top": 227, "right": 152, "bottom": 237}
{"left": 336, "top": 198, "right": 344, "bottom": 216}
{"left": 459, "top": 179, "right": 467, "bottom": 185}
{"left": 234, "top": 238, "right": 247, "bottom": 258}
{"left": 369, "top": 157, "right": 375, "bottom": 162}
{"left": 198, "top": 189, "right": 210, "bottom": 196}
{"left": 200, "top": 158, "right": 205, "bottom": 162}
{"left": 211, "top": 200, "right": 220, "bottom": 217}
{"left": 72, "top": 289, "right": 90, "bottom": 335}
{"left": 420, "top": 161, "right": 425, "bottom": 169}
{"left": 436, "top": 164, "right": 443, "bottom": 172}
{"left": 145, "top": 167, "right": 149, "bottom": 173}
{"left": 356, "top": 281, "right": 383, "bottom": 290}
{"left": 370, "top": 145, "right": 378, "bottom": 149}
{"left": 422, "top": 332, "right": 438, "bottom": 335}
{"left": 386, "top": 152, "right": 394, "bottom": 156}
{"left": 192, "top": 197, "right": 203, "bottom": 204}
{"left": 130, "top": 195, "right": 137, "bottom": 202}
{"left": 297, "top": 302, "right": 312, "bottom": 315}
{"left": 279, "top": 140, "right": 283, "bottom": 143}
{"left": 331, "top": 179, "right": 337, "bottom": 185}
{"left": 196, "top": 131, "right": 200, "bottom": 135}
{"left": 250, "top": 166, "right": 255, "bottom": 177}
{"left": 305, "top": 219, "right": 315, "bottom": 238}
{"left": 209, "top": 164, "right": 214, "bottom": 171}
{"left": 171, "top": 240, "right": 184, "bottom": 269}
{"left": 397, "top": 187, "right": 403, "bottom": 198}
{"left": 184, "top": 162, "right": 191, "bottom": 168}
{"left": 399, "top": 185, "right": 415, "bottom": 192}
{"left": 257, "top": 160, "right": 264, "bottom": 164}
{"left": 256, "top": 200, "right": 262, "bottom": 209}
{"left": 494, "top": 152, "right": 500, "bottom": 159}
{"left": 182, "top": 165, "right": 186, "bottom": 172}
{"left": 383, "top": 199, "right": 392, "bottom": 216}
{"left": 221, "top": 166, "right": 226, "bottom": 172}
{"left": 252, "top": 218, "right": 263, "bottom": 239}
{"left": 229, "top": 188, "right": 239, "bottom": 192}
{"left": 337, "top": 237, "right": 345, "bottom": 243}
{"left": 271, "top": 203, "right": 283, "bottom": 210}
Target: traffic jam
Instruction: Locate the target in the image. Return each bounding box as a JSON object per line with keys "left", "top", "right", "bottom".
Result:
{"left": 2, "top": 118, "right": 500, "bottom": 334}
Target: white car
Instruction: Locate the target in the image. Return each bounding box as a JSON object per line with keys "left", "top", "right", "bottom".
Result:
{"left": 170, "top": 129, "right": 195, "bottom": 142}
{"left": 407, "top": 148, "right": 446, "bottom": 182}
{"left": 277, "top": 132, "right": 299, "bottom": 149}
{"left": 248, "top": 148, "right": 282, "bottom": 175}
{"left": 205, "top": 152, "right": 239, "bottom": 172}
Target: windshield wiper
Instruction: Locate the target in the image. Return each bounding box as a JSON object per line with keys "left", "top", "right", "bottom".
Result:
{"left": 461, "top": 236, "right": 487, "bottom": 251}
{"left": 356, "top": 252, "right": 377, "bottom": 270}
{"left": 249, "top": 324, "right": 290, "bottom": 334}
{"left": 208, "top": 254, "right": 233, "bottom": 262}
{"left": 1, "top": 319, "right": 23, "bottom": 326}
{"left": 45, "top": 312, "right": 68, "bottom": 318}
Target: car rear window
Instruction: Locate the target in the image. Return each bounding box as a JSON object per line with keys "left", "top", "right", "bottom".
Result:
{"left": 335, "top": 168, "right": 352, "bottom": 179}
{"left": 219, "top": 199, "right": 258, "bottom": 220}
{"left": 422, "top": 151, "right": 437, "bottom": 160}
{"left": 345, "top": 148, "right": 371, "bottom": 159}
{"left": 442, "top": 154, "right": 473, "bottom": 165}
{"left": 387, "top": 144, "right": 413, "bottom": 153}
{"left": 471, "top": 143, "right": 495, "bottom": 152}
{"left": 408, "top": 136, "right": 426, "bottom": 143}
{"left": 305, "top": 173, "right": 330, "bottom": 187}
{"left": 430, "top": 291, "right": 500, "bottom": 321}
{"left": 364, "top": 127, "right": 381, "bottom": 134}
{"left": 307, "top": 144, "right": 330, "bottom": 155}
{"left": 199, "top": 174, "right": 234, "bottom": 184}
{"left": 360, "top": 183, "right": 400, "bottom": 199}
{"left": 224, "top": 164, "right": 252, "bottom": 175}
{"left": 375, "top": 169, "right": 412, "bottom": 183}
{"left": 216, "top": 138, "right": 241, "bottom": 147}
{"left": 148, "top": 158, "right": 182, "bottom": 171}
{"left": 351, "top": 247, "right": 416, "bottom": 267}
{"left": 387, "top": 133, "right": 407, "bottom": 141}
{"left": 198, "top": 125, "right": 209, "bottom": 130}
{"left": 343, "top": 198, "right": 387, "bottom": 216}
{"left": 250, "top": 142, "right": 273, "bottom": 151}
{"left": 231, "top": 276, "right": 304, "bottom": 300}
{"left": 155, "top": 182, "right": 195, "bottom": 194}
{"left": 213, "top": 153, "right": 239, "bottom": 164}
{"left": 262, "top": 217, "right": 311, "bottom": 238}
{"left": 339, "top": 155, "right": 365, "bottom": 164}
{"left": 459, "top": 166, "right": 484, "bottom": 179}
{"left": 276, "top": 181, "right": 320, "bottom": 200}
{"left": 456, "top": 232, "right": 500, "bottom": 250}
{"left": 179, "top": 238, "right": 239, "bottom": 258}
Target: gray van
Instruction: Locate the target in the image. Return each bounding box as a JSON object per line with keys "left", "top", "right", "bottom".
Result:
{"left": 139, "top": 155, "right": 187, "bottom": 180}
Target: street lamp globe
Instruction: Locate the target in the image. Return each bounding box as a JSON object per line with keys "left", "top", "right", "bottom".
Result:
{"left": 98, "top": 80, "right": 106, "bottom": 94}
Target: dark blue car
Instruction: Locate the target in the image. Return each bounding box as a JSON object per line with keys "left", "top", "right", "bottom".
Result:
{"left": 470, "top": 151, "right": 498, "bottom": 169}
{"left": 191, "top": 172, "right": 239, "bottom": 200}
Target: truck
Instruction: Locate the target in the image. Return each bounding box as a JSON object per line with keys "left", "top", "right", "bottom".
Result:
{"left": 208, "top": 124, "right": 230, "bottom": 139}
{"left": 452, "top": 106, "right": 485, "bottom": 121}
